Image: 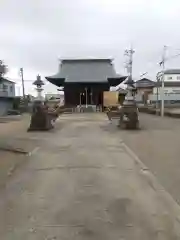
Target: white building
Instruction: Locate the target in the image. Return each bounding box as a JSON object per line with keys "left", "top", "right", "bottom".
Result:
{"left": 163, "top": 69, "right": 180, "bottom": 82}
{"left": 0, "top": 77, "right": 16, "bottom": 115}
{"left": 151, "top": 69, "right": 180, "bottom": 101}
{"left": 135, "top": 71, "right": 180, "bottom": 103}
{"left": 45, "top": 93, "right": 64, "bottom": 105}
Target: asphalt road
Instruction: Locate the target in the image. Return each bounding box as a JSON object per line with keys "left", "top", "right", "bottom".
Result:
{"left": 0, "top": 113, "right": 180, "bottom": 239}
{"left": 119, "top": 113, "right": 180, "bottom": 205}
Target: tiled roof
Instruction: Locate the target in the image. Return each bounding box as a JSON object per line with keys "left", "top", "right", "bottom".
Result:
{"left": 46, "top": 59, "right": 126, "bottom": 86}
{"left": 135, "top": 78, "right": 155, "bottom": 88}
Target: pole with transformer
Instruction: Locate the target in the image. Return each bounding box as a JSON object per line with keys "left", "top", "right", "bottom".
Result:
{"left": 124, "top": 46, "right": 135, "bottom": 81}
{"left": 118, "top": 46, "right": 139, "bottom": 129}
{"left": 124, "top": 46, "right": 136, "bottom": 98}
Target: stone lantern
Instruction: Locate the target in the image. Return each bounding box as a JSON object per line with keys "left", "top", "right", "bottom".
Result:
{"left": 118, "top": 76, "right": 139, "bottom": 129}
{"left": 33, "top": 74, "right": 44, "bottom": 101}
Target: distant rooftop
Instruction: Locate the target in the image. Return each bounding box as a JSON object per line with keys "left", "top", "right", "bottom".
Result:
{"left": 135, "top": 78, "right": 180, "bottom": 87}
{"left": 0, "top": 76, "right": 15, "bottom": 84}
{"left": 135, "top": 78, "right": 155, "bottom": 88}
{"left": 60, "top": 58, "right": 114, "bottom": 62}
{"left": 164, "top": 69, "right": 180, "bottom": 75}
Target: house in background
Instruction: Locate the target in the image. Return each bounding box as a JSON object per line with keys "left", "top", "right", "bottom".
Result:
{"left": 135, "top": 72, "right": 180, "bottom": 104}
{"left": 135, "top": 78, "right": 155, "bottom": 103}
{"left": 163, "top": 69, "right": 180, "bottom": 82}
{"left": 151, "top": 69, "right": 180, "bottom": 103}
{"left": 0, "top": 77, "right": 16, "bottom": 115}
{"left": 151, "top": 81, "right": 180, "bottom": 103}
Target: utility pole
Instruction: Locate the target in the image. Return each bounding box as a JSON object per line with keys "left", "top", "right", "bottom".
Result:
{"left": 124, "top": 46, "right": 135, "bottom": 80}
{"left": 159, "top": 46, "right": 167, "bottom": 117}
{"left": 19, "top": 67, "right": 25, "bottom": 99}
{"left": 156, "top": 72, "right": 161, "bottom": 111}
{"left": 124, "top": 46, "right": 136, "bottom": 100}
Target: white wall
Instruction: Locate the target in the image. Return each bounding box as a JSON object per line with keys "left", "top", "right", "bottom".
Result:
{"left": 150, "top": 86, "right": 180, "bottom": 101}
{"left": 164, "top": 74, "right": 180, "bottom": 82}
{"left": 0, "top": 80, "right": 15, "bottom": 97}
{"left": 153, "top": 86, "right": 180, "bottom": 94}
{"left": 149, "top": 93, "right": 180, "bottom": 101}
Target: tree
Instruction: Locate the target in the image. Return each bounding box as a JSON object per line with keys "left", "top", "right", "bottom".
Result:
{"left": 0, "top": 60, "right": 8, "bottom": 78}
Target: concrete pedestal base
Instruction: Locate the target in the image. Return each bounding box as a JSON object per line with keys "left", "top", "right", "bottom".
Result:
{"left": 27, "top": 111, "right": 55, "bottom": 132}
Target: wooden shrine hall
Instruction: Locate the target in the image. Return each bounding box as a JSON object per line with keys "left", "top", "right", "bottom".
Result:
{"left": 46, "top": 58, "right": 126, "bottom": 108}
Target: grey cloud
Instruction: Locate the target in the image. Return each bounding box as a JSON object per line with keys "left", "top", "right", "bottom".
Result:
{"left": 0, "top": 0, "right": 180, "bottom": 91}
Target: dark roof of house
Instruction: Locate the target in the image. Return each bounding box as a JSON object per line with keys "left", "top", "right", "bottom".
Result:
{"left": 46, "top": 59, "right": 126, "bottom": 87}
{"left": 164, "top": 69, "right": 180, "bottom": 75}
{"left": 135, "top": 78, "right": 155, "bottom": 88}
{"left": 0, "top": 76, "right": 15, "bottom": 84}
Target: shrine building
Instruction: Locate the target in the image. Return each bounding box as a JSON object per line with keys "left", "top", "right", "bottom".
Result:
{"left": 46, "top": 58, "right": 126, "bottom": 107}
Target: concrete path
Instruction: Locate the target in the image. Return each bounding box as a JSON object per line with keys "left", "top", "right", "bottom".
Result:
{"left": 1, "top": 114, "right": 180, "bottom": 239}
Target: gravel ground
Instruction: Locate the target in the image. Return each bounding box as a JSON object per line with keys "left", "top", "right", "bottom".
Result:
{"left": 117, "top": 113, "right": 180, "bottom": 205}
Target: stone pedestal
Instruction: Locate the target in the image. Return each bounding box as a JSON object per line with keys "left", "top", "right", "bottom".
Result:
{"left": 27, "top": 102, "right": 55, "bottom": 131}
{"left": 118, "top": 80, "right": 139, "bottom": 129}
{"left": 118, "top": 99, "right": 139, "bottom": 129}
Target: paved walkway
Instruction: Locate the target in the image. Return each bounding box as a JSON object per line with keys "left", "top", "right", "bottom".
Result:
{"left": 1, "top": 114, "right": 180, "bottom": 239}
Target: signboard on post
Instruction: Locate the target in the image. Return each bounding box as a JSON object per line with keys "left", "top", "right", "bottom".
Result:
{"left": 103, "top": 91, "right": 119, "bottom": 107}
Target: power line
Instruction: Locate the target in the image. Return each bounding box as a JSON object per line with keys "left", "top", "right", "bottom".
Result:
{"left": 13, "top": 79, "right": 34, "bottom": 82}
{"left": 165, "top": 52, "right": 180, "bottom": 62}
{"left": 141, "top": 48, "right": 180, "bottom": 78}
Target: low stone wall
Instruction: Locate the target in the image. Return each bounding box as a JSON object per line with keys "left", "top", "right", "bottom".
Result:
{"left": 138, "top": 107, "right": 180, "bottom": 118}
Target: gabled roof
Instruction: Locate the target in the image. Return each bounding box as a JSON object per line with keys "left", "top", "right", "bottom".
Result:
{"left": 0, "top": 76, "right": 15, "bottom": 84}
{"left": 46, "top": 59, "right": 126, "bottom": 87}
{"left": 135, "top": 78, "right": 155, "bottom": 88}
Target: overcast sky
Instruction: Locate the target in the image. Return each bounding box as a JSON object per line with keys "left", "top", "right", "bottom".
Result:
{"left": 1, "top": 0, "right": 180, "bottom": 95}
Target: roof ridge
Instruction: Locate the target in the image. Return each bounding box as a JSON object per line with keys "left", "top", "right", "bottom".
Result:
{"left": 60, "top": 58, "right": 114, "bottom": 62}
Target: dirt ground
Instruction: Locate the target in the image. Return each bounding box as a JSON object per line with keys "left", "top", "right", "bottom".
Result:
{"left": 0, "top": 115, "right": 29, "bottom": 136}
{"left": 0, "top": 114, "right": 33, "bottom": 188}
{"left": 117, "top": 113, "right": 180, "bottom": 205}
